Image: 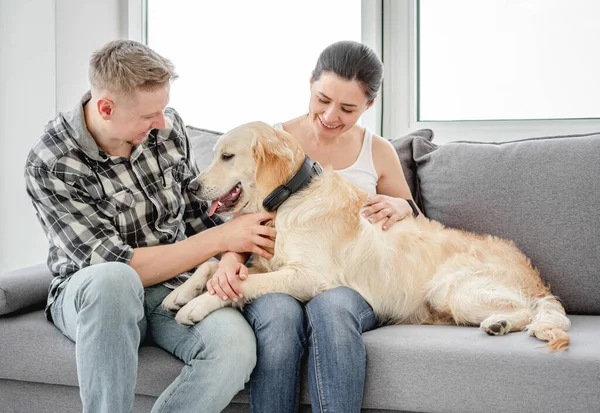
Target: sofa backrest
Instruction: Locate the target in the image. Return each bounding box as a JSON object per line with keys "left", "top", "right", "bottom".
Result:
{"left": 187, "top": 126, "right": 222, "bottom": 171}
{"left": 413, "top": 132, "right": 600, "bottom": 315}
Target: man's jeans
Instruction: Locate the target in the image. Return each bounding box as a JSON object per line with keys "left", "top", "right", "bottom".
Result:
{"left": 243, "top": 287, "right": 377, "bottom": 413}
{"left": 50, "top": 262, "right": 256, "bottom": 413}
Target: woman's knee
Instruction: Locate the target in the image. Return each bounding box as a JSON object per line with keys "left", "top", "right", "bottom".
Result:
{"left": 244, "top": 294, "right": 305, "bottom": 338}
{"left": 243, "top": 293, "right": 306, "bottom": 360}
{"left": 306, "top": 287, "right": 376, "bottom": 332}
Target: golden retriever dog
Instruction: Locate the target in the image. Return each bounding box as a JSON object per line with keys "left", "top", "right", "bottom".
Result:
{"left": 163, "top": 122, "right": 570, "bottom": 351}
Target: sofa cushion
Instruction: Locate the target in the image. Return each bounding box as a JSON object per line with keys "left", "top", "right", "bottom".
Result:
{"left": 0, "top": 264, "right": 52, "bottom": 315}
{"left": 389, "top": 129, "right": 434, "bottom": 204}
{"left": 413, "top": 132, "right": 600, "bottom": 314}
{"left": 0, "top": 309, "right": 185, "bottom": 395}
{"left": 1, "top": 309, "right": 598, "bottom": 412}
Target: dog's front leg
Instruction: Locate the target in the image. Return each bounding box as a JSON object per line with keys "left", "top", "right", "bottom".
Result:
{"left": 162, "top": 261, "right": 219, "bottom": 312}
{"left": 239, "top": 268, "right": 317, "bottom": 303}
{"left": 174, "top": 268, "right": 310, "bottom": 325}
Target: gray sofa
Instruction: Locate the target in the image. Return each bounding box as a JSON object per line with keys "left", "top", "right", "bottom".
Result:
{"left": 1, "top": 126, "right": 599, "bottom": 413}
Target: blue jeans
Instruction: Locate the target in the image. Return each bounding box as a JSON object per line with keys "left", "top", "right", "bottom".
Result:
{"left": 243, "top": 287, "right": 377, "bottom": 413}
{"left": 50, "top": 262, "right": 256, "bottom": 413}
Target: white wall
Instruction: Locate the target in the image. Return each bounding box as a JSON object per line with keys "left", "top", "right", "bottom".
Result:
{"left": 55, "top": 0, "right": 128, "bottom": 113}
{"left": 0, "top": 0, "right": 126, "bottom": 273}
{"left": 0, "top": 0, "right": 56, "bottom": 272}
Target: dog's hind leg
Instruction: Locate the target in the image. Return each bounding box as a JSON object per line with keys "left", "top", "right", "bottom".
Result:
{"left": 426, "top": 265, "right": 534, "bottom": 335}
{"left": 479, "top": 309, "right": 532, "bottom": 336}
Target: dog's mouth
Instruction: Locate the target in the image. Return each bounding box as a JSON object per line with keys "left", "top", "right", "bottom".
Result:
{"left": 208, "top": 183, "right": 243, "bottom": 216}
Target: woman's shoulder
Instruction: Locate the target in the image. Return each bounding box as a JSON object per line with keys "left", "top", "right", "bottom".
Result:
{"left": 369, "top": 132, "right": 399, "bottom": 166}
{"left": 363, "top": 128, "right": 391, "bottom": 151}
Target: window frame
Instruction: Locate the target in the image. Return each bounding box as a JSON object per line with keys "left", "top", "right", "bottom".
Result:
{"left": 383, "top": 0, "right": 600, "bottom": 143}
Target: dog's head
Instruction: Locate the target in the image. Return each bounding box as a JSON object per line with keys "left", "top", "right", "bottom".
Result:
{"left": 196, "top": 121, "right": 305, "bottom": 216}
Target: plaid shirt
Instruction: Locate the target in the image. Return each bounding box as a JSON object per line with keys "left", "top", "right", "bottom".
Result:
{"left": 25, "top": 92, "right": 223, "bottom": 319}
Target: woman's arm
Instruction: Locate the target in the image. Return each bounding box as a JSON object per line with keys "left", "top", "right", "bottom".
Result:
{"left": 361, "top": 136, "right": 421, "bottom": 230}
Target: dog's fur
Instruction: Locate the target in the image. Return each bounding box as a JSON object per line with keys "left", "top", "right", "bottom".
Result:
{"left": 163, "top": 122, "right": 570, "bottom": 351}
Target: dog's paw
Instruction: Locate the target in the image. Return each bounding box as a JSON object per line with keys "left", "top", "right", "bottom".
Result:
{"left": 174, "top": 294, "right": 225, "bottom": 326}
{"left": 480, "top": 318, "right": 510, "bottom": 336}
{"left": 161, "top": 284, "right": 202, "bottom": 312}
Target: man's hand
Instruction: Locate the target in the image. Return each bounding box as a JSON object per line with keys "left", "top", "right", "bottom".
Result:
{"left": 361, "top": 195, "right": 413, "bottom": 230}
{"left": 207, "top": 253, "right": 249, "bottom": 302}
{"left": 219, "top": 211, "right": 276, "bottom": 258}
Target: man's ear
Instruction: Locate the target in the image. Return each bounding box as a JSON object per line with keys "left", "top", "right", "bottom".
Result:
{"left": 97, "top": 98, "right": 114, "bottom": 120}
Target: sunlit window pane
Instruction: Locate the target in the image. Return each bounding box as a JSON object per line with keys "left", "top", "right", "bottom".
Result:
{"left": 418, "top": 0, "right": 600, "bottom": 121}
{"left": 147, "top": 0, "right": 361, "bottom": 132}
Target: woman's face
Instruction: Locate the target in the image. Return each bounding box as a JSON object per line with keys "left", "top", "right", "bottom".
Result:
{"left": 308, "top": 72, "right": 374, "bottom": 138}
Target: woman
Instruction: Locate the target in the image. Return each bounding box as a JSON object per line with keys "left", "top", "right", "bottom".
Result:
{"left": 211, "top": 40, "right": 419, "bottom": 412}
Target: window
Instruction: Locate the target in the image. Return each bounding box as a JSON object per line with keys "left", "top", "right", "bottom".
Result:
{"left": 384, "top": 0, "right": 600, "bottom": 143}
{"left": 145, "top": 0, "right": 362, "bottom": 133}
{"left": 418, "top": 0, "right": 600, "bottom": 122}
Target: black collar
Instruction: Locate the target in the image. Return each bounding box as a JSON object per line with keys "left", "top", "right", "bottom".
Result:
{"left": 262, "top": 155, "right": 323, "bottom": 212}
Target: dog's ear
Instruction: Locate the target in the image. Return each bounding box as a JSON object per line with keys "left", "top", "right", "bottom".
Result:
{"left": 252, "top": 128, "right": 300, "bottom": 193}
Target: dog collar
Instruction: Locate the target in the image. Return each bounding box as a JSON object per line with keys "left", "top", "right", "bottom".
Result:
{"left": 262, "top": 155, "right": 323, "bottom": 212}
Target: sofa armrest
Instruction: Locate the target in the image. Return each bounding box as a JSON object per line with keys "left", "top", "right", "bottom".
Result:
{"left": 0, "top": 264, "right": 52, "bottom": 315}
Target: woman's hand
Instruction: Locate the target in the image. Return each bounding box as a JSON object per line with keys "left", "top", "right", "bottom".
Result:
{"left": 219, "top": 211, "right": 276, "bottom": 258}
{"left": 207, "top": 252, "right": 249, "bottom": 302}
{"left": 362, "top": 195, "right": 414, "bottom": 230}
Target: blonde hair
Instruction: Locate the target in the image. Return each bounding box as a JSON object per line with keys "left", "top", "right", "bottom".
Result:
{"left": 89, "top": 40, "right": 178, "bottom": 95}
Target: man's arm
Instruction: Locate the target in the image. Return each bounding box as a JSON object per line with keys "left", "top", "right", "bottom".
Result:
{"left": 26, "top": 164, "right": 274, "bottom": 287}
{"left": 130, "top": 227, "right": 226, "bottom": 287}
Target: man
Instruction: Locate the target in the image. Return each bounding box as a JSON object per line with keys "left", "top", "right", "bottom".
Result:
{"left": 24, "top": 39, "right": 273, "bottom": 413}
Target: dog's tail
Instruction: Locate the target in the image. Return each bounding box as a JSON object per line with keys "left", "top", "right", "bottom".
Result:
{"left": 527, "top": 296, "right": 571, "bottom": 351}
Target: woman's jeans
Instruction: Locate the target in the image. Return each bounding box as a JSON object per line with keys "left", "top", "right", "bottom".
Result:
{"left": 243, "top": 286, "right": 377, "bottom": 413}
{"left": 50, "top": 262, "right": 256, "bottom": 413}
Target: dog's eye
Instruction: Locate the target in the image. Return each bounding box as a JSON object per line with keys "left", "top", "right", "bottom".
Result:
{"left": 221, "top": 153, "right": 235, "bottom": 161}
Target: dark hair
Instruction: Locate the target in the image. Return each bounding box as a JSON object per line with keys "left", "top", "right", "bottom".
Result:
{"left": 312, "top": 40, "right": 383, "bottom": 103}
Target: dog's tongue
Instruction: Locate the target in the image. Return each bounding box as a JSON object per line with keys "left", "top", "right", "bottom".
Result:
{"left": 208, "top": 200, "right": 219, "bottom": 216}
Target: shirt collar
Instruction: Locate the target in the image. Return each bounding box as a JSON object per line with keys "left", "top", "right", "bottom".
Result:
{"left": 63, "top": 91, "right": 107, "bottom": 162}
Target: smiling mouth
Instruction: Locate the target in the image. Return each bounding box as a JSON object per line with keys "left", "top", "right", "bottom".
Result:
{"left": 318, "top": 117, "right": 341, "bottom": 130}
{"left": 208, "top": 183, "right": 242, "bottom": 216}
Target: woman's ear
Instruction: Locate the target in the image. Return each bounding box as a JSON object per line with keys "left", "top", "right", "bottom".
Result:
{"left": 366, "top": 97, "right": 376, "bottom": 110}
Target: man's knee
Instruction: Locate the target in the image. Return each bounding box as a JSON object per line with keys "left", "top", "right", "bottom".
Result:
{"left": 192, "top": 308, "right": 257, "bottom": 374}
{"left": 74, "top": 262, "right": 144, "bottom": 312}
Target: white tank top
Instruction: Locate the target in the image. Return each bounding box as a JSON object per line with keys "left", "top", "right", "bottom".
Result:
{"left": 274, "top": 123, "right": 378, "bottom": 195}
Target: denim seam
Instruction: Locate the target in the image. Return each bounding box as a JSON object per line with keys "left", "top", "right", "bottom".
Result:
{"left": 305, "top": 305, "right": 326, "bottom": 413}
{"left": 357, "top": 307, "right": 374, "bottom": 329}
{"left": 242, "top": 302, "right": 263, "bottom": 330}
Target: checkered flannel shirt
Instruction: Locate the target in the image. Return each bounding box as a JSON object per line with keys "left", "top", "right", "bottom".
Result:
{"left": 25, "top": 92, "right": 223, "bottom": 319}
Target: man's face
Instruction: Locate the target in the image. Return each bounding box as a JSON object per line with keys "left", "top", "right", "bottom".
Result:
{"left": 104, "top": 86, "right": 170, "bottom": 146}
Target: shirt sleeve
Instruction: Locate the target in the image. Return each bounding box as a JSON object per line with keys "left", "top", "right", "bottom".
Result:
{"left": 25, "top": 165, "right": 134, "bottom": 270}
{"left": 169, "top": 109, "right": 225, "bottom": 235}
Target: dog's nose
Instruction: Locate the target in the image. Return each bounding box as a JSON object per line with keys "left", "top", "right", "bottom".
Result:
{"left": 188, "top": 176, "right": 201, "bottom": 192}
